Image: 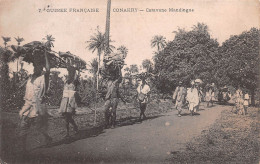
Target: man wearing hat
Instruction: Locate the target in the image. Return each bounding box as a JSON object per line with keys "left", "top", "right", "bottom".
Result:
{"left": 172, "top": 81, "right": 187, "bottom": 117}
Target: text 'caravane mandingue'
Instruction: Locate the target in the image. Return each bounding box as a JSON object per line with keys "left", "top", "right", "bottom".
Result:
{"left": 146, "top": 8, "right": 167, "bottom": 12}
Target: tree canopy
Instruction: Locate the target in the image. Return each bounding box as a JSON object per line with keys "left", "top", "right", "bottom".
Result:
{"left": 216, "top": 28, "right": 259, "bottom": 92}
{"left": 154, "top": 23, "right": 219, "bottom": 93}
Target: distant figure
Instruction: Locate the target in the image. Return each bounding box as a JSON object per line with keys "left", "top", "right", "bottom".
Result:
{"left": 186, "top": 81, "right": 200, "bottom": 116}
{"left": 243, "top": 93, "right": 250, "bottom": 115}
{"left": 59, "top": 66, "right": 79, "bottom": 137}
{"left": 196, "top": 84, "right": 203, "bottom": 111}
{"left": 205, "top": 87, "right": 214, "bottom": 107}
{"left": 137, "top": 77, "right": 151, "bottom": 121}
{"left": 234, "top": 86, "right": 245, "bottom": 115}
{"left": 172, "top": 81, "right": 186, "bottom": 117}
{"left": 18, "top": 53, "right": 52, "bottom": 152}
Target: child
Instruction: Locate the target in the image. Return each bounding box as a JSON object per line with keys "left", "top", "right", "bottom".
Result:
{"left": 59, "top": 66, "right": 79, "bottom": 137}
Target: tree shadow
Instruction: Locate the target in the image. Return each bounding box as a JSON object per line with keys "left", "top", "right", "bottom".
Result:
{"left": 116, "top": 115, "right": 162, "bottom": 127}
{"left": 39, "top": 125, "right": 105, "bottom": 149}
{"left": 31, "top": 114, "right": 163, "bottom": 150}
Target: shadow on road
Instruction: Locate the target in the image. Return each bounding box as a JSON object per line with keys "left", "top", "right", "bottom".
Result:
{"left": 34, "top": 114, "right": 164, "bottom": 150}
{"left": 180, "top": 112, "right": 201, "bottom": 116}
{"left": 117, "top": 115, "right": 162, "bottom": 127}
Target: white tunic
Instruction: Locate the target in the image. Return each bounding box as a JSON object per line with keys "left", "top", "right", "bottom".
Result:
{"left": 137, "top": 84, "right": 150, "bottom": 103}
{"left": 186, "top": 87, "right": 200, "bottom": 111}
{"left": 20, "top": 75, "right": 45, "bottom": 118}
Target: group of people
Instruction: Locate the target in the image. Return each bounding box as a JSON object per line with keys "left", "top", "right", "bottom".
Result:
{"left": 172, "top": 80, "right": 204, "bottom": 117}
{"left": 172, "top": 81, "right": 218, "bottom": 117}
{"left": 18, "top": 52, "right": 80, "bottom": 152}
{"left": 103, "top": 74, "right": 151, "bottom": 129}
{"left": 17, "top": 54, "right": 152, "bottom": 152}
{"left": 17, "top": 53, "right": 250, "bottom": 153}
{"left": 172, "top": 80, "right": 251, "bottom": 117}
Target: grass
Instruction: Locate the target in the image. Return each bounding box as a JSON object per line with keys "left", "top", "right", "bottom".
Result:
{"left": 168, "top": 106, "right": 259, "bottom": 164}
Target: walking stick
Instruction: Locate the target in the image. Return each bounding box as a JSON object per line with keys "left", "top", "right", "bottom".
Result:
{"left": 94, "top": 73, "right": 98, "bottom": 125}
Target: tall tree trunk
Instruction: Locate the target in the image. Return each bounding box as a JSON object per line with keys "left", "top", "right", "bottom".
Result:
{"left": 105, "top": 0, "right": 111, "bottom": 55}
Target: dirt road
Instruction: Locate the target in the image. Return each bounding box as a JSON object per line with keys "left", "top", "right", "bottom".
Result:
{"left": 30, "top": 104, "right": 229, "bottom": 163}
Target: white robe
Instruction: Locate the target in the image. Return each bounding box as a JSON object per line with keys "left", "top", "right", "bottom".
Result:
{"left": 186, "top": 87, "right": 200, "bottom": 112}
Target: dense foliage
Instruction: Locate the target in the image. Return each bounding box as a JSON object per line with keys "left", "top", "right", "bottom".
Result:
{"left": 153, "top": 23, "right": 259, "bottom": 101}
{"left": 154, "top": 23, "right": 219, "bottom": 93}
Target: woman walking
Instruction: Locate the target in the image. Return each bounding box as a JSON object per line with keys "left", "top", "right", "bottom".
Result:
{"left": 59, "top": 66, "right": 79, "bottom": 137}
{"left": 234, "top": 86, "right": 245, "bottom": 115}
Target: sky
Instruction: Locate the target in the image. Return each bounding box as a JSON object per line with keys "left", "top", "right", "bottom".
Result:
{"left": 0, "top": 0, "right": 259, "bottom": 76}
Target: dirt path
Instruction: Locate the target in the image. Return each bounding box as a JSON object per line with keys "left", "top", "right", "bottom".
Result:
{"left": 30, "top": 104, "right": 229, "bottom": 163}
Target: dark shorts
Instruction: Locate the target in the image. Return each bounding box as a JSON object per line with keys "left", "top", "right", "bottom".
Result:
{"left": 104, "top": 98, "right": 118, "bottom": 113}
{"left": 139, "top": 102, "right": 147, "bottom": 112}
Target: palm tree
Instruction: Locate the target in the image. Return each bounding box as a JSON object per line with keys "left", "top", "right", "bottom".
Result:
{"left": 14, "top": 36, "right": 24, "bottom": 46}
{"left": 124, "top": 66, "right": 129, "bottom": 72}
{"left": 151, "top": 35, "right": 166, "bottom": 52}
{"left": 14, "top": 37, "right": 24, "bottom": 72}
{"left": 129, "top": 64, "right": 139, "bottom": 75}
{"left": 2, "top": 36, "right": 11, "bottom": 48}
{"left": 86, "top": 28, "right": 114, "bottom": 90}
{"left": 88, "top": 58, "right": 98, "bottom": 87}
{"left": 117, "top": 45, "right": 128, "bottom": 58}
{"left": 43, "top": 35, "right": 55, "bottom": 50}
{"left": 142, "top": 59, "right": 153, "bottom": 72}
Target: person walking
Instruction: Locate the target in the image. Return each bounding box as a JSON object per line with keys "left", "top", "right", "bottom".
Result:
{"left": 104, "top": 75, "right": 126, "bottom": 129}
{"left": 18, "top": 52, "right": 52, "bottom": 152}
{"left": 234, "top": 86, "right": 245, "bottom": 115}
{"left": 172, "top": 81, "right": 186, "bottom": 117}
{"left": 243, "top": 92, "right": 249, "bottom": 115}
{"left": 137, "top": 77, "right": 150, "bottom": 121}
{"left": 186, "top": 81, "right": 200, "bottom": 116}
{"left": 205, "top": 86, "right": 214, "bottom": 107}
{"left": 59, "top": 66, "right": 79, "bottom": 137}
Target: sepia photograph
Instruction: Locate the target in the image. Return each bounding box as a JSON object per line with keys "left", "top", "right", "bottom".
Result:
{"left": 0, "top": 0, "right": 259, "bottom": 163}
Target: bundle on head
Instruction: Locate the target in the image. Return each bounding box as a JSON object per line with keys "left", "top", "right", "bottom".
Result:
{"left": 101, "top": 52, "right": 125, "bottom": 80}
{"left": 11, "top": 41, "right": 66, "bottom": 68}
{"left": 59, "top": 51, "right": 86, "bottom": 70}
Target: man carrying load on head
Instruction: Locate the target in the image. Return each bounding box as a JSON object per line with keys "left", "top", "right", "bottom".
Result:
{"left": 18, "top": 50, "right": 52, "bottom": 152}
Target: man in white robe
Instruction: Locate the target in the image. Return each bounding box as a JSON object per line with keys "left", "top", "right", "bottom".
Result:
{"left": 186, "top": 81, "right": 200, "bottom": 116}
